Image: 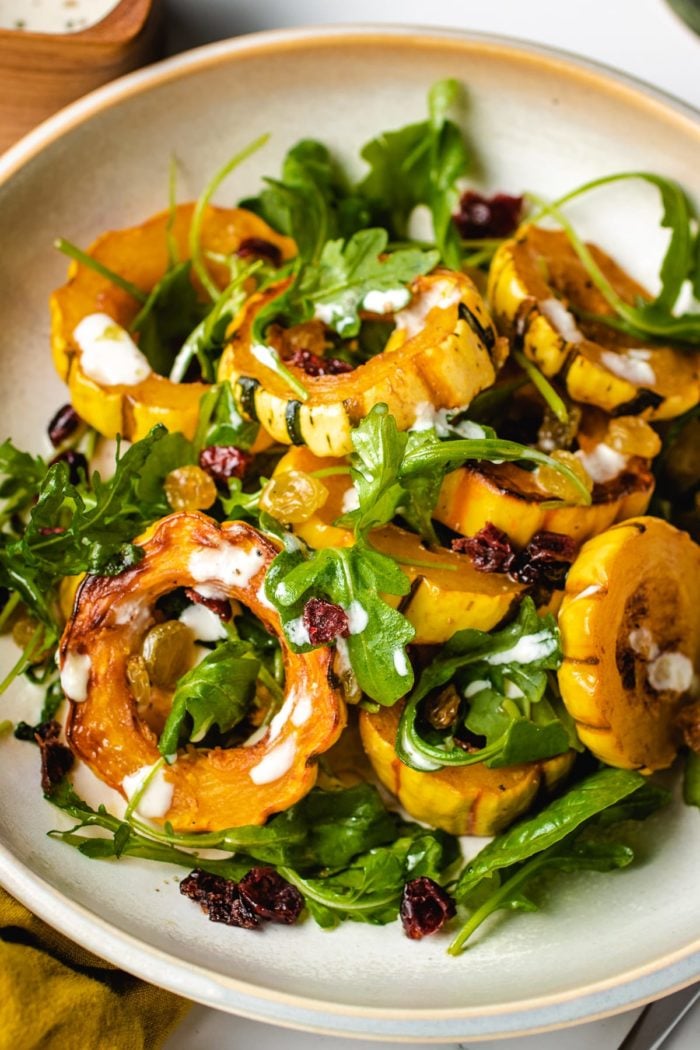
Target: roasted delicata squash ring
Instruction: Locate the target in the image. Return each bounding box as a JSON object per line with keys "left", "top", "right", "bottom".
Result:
{"left": 218, "top": 269, "right": 508, "bottom": 457}
{"left": 558, "top": 516, "right": 700, "bottom": 773}
{"left": 488, "top": 226, "right": 700, "bottom": 420}
{"left": 434, "top": 456, "right": 655, "bottom": 549}
{"left": 60, "top": 512, "right": 346, "bottom": 831}
{"left": 50, "top": 204, "right": 295, "bottom": 441}
{"left": 359, "top": 703, "right": 574, "bottom": 837}
{"left": 272, "top": 446, "right": 524, "bottom": 643}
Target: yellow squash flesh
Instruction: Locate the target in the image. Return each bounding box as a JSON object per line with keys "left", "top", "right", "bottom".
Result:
{"left": 558, "top": 516, "right": 700, "bottom": 772}
{"left": 218, "top": 269, "right": 508, "bottom": 456}
{"left": 274, "top": 446, "right": 524, "bottom": 643}
{"left": 50, "top": 204, "right": 295, "bottom": 441}
{"left": 488, "top": 226, "right": 699, "bottom": 420}
{"left": 359, "top": 703, "right": 574, "bottom": 837}
{"left": 62, "top": 512, "right": 345, "bottom": 831}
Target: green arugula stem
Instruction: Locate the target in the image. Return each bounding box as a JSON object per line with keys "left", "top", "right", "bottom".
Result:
{"left": 0, "top": 591, "right": 20, "bottom": 632}
{"left": 278, "top": 865, "right": 399, "bottom": 914}
{"left": 166, "top": 156, "right": 179, "bottom": 269}
{"left": 0, "top": 625, "right": 45, "bottom": 696}
{"left": 513, "top": 350, "right": 568, "bottom": 424}
{"left": 190, "top": 134, "right": 270, "bottom": 300}
{"left": 55, "top": 238, "right": 146, "bottom": 303}
{"left": 310, "top": 467, "right": 352, "bottom": 479}
{"left": 394, "top": 555, "right": 459, "bottom": 573}
{"left": 448, "top": 850, "right": 554, "bottom": 955}
{"left": 400, "top": 438, "right": 592, "bottom": 506}
{"left": 124, "top": 757, "right": 166, "bottom": 817}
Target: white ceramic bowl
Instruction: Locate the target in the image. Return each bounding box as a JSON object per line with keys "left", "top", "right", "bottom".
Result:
{"left": 0, "top": 25, "right": 699, "bottom": 1042}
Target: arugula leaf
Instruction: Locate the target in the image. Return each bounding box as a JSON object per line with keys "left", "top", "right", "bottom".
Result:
{"left": 448, "top": 769, "right": 669, "bottom": 953}
{"left": 241, "top": 139, "right": 371, "bottom": 265}
{"left": 158, "top": 641, "right": 260, "bottom": 757}
{"left": 357, "top": 79, "right": 470, "bottom": 267}
{"left": 0, "top": 440, "right": 47, "bottom": 526}
{"left": 684, "top": 750, "right": 700, "bottom": 808}
{"left": 194, "top": 382, "right": 259, "bottom": 453}
{"left": 533, "top": 172, "right": 700, "bottom": 344}
{"left": 337, "top": 403, "right": 407, "bottom": 532}
{"left": 281, "top": 828, "right": 457, "bottom": 929}
{"left": 169, "top": 258, "right": 267, "bottom": 383}
{"left": 265, "top": 538, "right": 414, "bottom": 706}
{"left": 130, "top": 261, "right": 206, "bottom": 376}
{"left": 47, "top": 778, "right": 458, "bottom": 933}
{"left": 296, "top": 228, "right": 438, "bottom": 339}
{"left": 396, "top": 598, "right": 570, "bottom": 771}
{"left": 0, "top": 426, "right": 193, "bottom": 635}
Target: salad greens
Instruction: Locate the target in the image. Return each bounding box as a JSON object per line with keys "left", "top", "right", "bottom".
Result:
{"left": 396, "top": 598, "right": 575, "bottom": 772}
{"left": 1, "top": 76, "right": 698, "bottom": 958}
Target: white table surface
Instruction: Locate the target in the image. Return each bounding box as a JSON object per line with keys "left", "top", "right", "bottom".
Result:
{"left": 157, "top": 1, "right": 700, "bottom": 1046}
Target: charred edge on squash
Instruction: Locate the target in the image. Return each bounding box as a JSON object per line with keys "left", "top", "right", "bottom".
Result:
{"left": 611, "top": 390, "right": 664, "bottom": 417}
{"left": 236, "top": 376, "right": 261, "bottom": 421}
{"left": 458, "top": 302, "right": 496, "bottom": 352}
{"left": 285, "top": 400, "right": 304, "bottom": 445}
{"left": 397, "top": 576, "right": 424, "bottom": 615}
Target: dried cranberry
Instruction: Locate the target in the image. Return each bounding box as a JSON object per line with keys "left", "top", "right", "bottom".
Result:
{"left": 400, "top": 877, "right": 456, "bottom": 940}
{"left": 452, "top": 523, "right": 516, "bottom": 573}
{"left": 48, "top": 404, "right": 81, "bottom": 448}
{"left": 511, "top": 530, "right": 576, "bottom": 589}
{"left": 33, "top": 720, "right": 74, "bottom": 793}
{"left": 238, "top": 867, "right": 304, "bottom": 925}
{"left": 287, "top": 348, "right": 354, "bottom": 377}
{"left": 453, "top": 191, "right": 523, "bottom": 240}
{"left": 179, "top": 869, "right": 260, "bottom": 929}
{"left": 50, "top": 449, "right": 88, "bottom": 485}
{"left": 199, "top": 445, "right": 253, "bottom": 484}
{"left": 184, "top": 587, "right": 232, "bottom": 622}
{"left": 38, "top": 526, "right": 66, "bottom": 536}
{"left": 303, "top": 597, "right": 350, "bottom": 645}
{"left": 236, "top": 237, "right": 283, "bottom": 268}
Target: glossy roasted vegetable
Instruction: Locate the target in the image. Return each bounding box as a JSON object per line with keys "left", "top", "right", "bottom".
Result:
{"left": 50, "top": 205, "right": 295, "bottom": 441}
{"left": 61, "top": 512, "right": 345, "bottom": 830}
{"left": 359, "top": 701, "right": 573, "bottom": 836}
{"left": 488, "top": 226, "right": 700, "bottom": 419}
{"left": 218, "top": 269, "right": 508, "bottom": 456}
{"left": 434, "top": 455, "right": 654, "bottom": 548}
{"left": 272, "top": 445, "right": 525, "bottom": 643}
{"left": 558, "top": 516, "right": 700, "bottom": 772}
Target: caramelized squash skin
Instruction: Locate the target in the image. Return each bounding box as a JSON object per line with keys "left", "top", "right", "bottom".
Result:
{"left": 434, "top": 457, "right": 654, "bottom": 549}
{"left": 273, "top": 446, "right": 525, "bottom": 642}
{"left": 218, "top": 269, "right": 508, "bottom": 456}
{"left": 488, "top": 226, "right": 700, "bottom": 419}
{"left": 359, "top": 702, "right": 574, "bottom": 837}
{"left": 558, "top": 517, "right": 700, "bottom": 773}
{"left": 50, "top": 205, "right": 295, "bottom": 442}
{"left": 62, "top": 513, "right": 345, "bottom": 831}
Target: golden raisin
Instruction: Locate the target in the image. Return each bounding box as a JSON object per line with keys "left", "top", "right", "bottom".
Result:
{"left": 142, "top": 621, "right": 195, "bottom": 688}
{"left": 126, "top": 654, "right": 151, "bottom": 707}
{"left": 425, "top": 684, "right": 461, "bottom": 730}
{"left": 164, "top": 465, "right": 217, "bottom": 512}
{"left": 606, "top": 416, "right": 662, "bottom": 459}
{"left": 260, "top": 470, "right": 329, "bottom": 524}
{"left": 535, "top": 450, "right": 593, "bottom": 503}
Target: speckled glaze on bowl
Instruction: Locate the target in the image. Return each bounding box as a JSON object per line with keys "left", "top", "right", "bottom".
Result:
{"left": 0, "top": 25, "right": 698, "bottom": 1042}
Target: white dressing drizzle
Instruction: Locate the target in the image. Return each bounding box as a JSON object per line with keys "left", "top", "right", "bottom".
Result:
{"left": 600, "top": 348, "right": 656, "bottom": 387}
{"left": 539, "top": 298, "right": 583, "bottom": 343}
{"left": 60, "top": 651, "right": 91, "bottom": 702}
{"left": 74, "top": 313, "right": 151, "bottom": 387}
{"left": 179, "top": 603, "right": 228, "bottom": 643}
{"left": 122, "top": 762, "right": 174, "bottom": 819}
{"left": 250, "top": 735, "right": 297, "bottom": 785}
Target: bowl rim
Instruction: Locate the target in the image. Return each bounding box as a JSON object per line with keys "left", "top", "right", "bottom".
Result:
{"left": 0, "top": 23, "right": 698, "bottom": 1040}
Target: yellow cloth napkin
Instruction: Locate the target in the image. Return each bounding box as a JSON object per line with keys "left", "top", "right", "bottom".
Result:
{"left": 0, "top": 887, "right": 190, "bottom": 1050}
